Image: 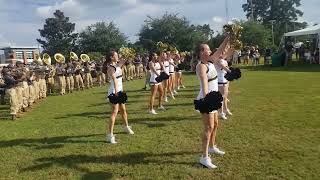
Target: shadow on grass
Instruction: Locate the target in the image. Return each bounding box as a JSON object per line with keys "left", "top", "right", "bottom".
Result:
{"left": 21, "top": 151, "right": 196, "bottom": 179}
{"left": 0, "top": 105, "right": 11, "bottom": 120}
{"left": 239, "top": 63, "right": 320, "bottom": 72}
{"left": 0, "top": 134, "right": 104, "bottom": 149}
{"left": 55, "top": 111, "right": 108, "bottom": 120}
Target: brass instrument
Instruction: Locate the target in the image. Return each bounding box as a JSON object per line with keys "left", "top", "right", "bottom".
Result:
{"left": 43, "top": 53, "right": 51, "bottom": 65}
{"left": 54, "top": 53, "right": 65, "bottom": 63}
{"left": 34, "top": 54, "right": 43, "bottom": 65}
{"left": 70, "top": 52, "right": 79, "bottom": 61}
{"left": 80, "top": 54, "right": 90, "bottom": 62}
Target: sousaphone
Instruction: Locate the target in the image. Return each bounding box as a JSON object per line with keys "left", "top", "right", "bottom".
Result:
{"left": 80, "top": 54, "right": 90, "bottom": 62}
{"left": 34, "top": 54, "right": 43, "bottom": 65}
{"left": 70, "top": 52, "right": 79, "bottom": 61}
{"left": 54, "top": 53, "right": 65, "bottom": 63}
{"left": 43, "top": 53, "right": 51, "bottom": 65}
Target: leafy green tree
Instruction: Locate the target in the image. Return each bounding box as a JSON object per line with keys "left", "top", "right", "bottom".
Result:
{"left": 138, "top": 13, "right": 214, "bottom": 52}
{"left": 37, "top": 10, "right": 78, "bottom": 58}
{"left": 78, "top": 22, "right": 127, "bottom": 54}
{"left": 240, "top": 21, "right": 272, "bottom": 49}
{"left": 87, "top": 52, "right": 104, "bottom": 62}
{"left": 242, "top": 0, "right": 306, "bottom": 44}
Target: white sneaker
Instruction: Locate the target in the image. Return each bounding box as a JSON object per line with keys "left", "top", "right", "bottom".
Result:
{"left": 174, "top": 90, "right": 178, "bottom": 95}
{"left": 225, "top": 109, "right": 233, "bottom": 116}
{"left": 181, "top": 85, "right": 186, "bottom": 89}
{"left": 195, "top": 110, "right": 200, "bottom": 113}
{"left": 177, "top": 86, "right": 180, "bottom": 90}
{"left": 208, "top": 146, "right": 225, "bottom": 155}
{"left": 106, "top": 134, "right": 117, "bottom": 144}
{"left": 149, "top": 109, "right": 158, "bottom": 115}
{"left": 171, "top": 95, "right": 175, "bottom": 100}
{"left": 158, "top": 106, "right": 166, "bottom": 110}
{"left": 165, "top": 97, "right": 168, "bottom": 102}
{"left": 199, "top": 156, "right": 217, "bottom": 169}
{"left": 123, "top": 126, "right": 134, "bottom": 135}
{"left": 219, "top": 113, "right": 227, "bottom": 120}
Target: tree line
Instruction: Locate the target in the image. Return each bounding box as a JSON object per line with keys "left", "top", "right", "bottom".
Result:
{"left": 37, "top": 0, "right": 307, "bottom": 60}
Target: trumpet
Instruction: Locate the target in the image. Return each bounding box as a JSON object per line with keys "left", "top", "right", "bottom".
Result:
{"left": 80, "top": 54, "right": 90, "bottom": 62}
{"left": 43, "top": 53, "right": 51, "bottom": 65}
{"left": 70, "top": 52, "right": 79, "bottom": 61}
{"left": 54, "top": 53, "right": 65, "bottom": 63}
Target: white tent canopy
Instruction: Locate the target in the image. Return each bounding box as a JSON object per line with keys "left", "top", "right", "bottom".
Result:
{"left": 284, "top": 24, "right": 320, "bottom": 37}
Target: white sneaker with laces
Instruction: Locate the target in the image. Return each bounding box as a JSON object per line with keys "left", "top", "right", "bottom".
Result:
{"left": 106, "top": 134, "right": 117, "bottom": 144}
{"left": 219, "top": 113, "right": 227, "bottom": 120}
{"left": 199, "top": 156, "right": 217, "bottom": 169}
{"left": 158, "top": 106, "right": 166, "bottom": 110}
{"left": 225, "top": 109, "right": 233, "bottom": 116}
{"left": 149, "top": 109, "right": 158, "bottom": 115}
{"left": 123, "top": 126, "right": 134, "bottom": 135}
{"left": 208, "top": 146, "right": 225, "bottom": 155}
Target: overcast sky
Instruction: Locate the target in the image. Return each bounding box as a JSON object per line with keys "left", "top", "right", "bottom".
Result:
{"left": 0, "top": 0, "right": 319, "bottom": 47}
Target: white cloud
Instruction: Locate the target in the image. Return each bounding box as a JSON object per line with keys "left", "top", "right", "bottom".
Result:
{"left": 212, "top": 16, "right": 224, "bottom": 23}
{"left": 36, "top": 0, "right": 86, "bottom": 19}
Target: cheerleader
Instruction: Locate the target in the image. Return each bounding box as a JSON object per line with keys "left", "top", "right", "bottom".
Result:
{"left": 105, "top": 50, "right": 134, "bottom": 144}
{"left": 195, "top": 38, "right": 229, "bottom": 169}
{"left": 175, "top": 53, "right": 185, "bottom": 90}
{"left": 168, "top": 52, "right": 177, "bottom": 97}
{"left": 161, "top": 52, "right": 173, "bottom": 102}
{"left": 148, "top": 52, "right": 165, "bottom": 115}
{"left": 216, "top": 48, "right": 235, "bottom": 120}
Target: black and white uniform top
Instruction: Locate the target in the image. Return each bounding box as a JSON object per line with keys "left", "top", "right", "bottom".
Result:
{"left": 196, "top": 61, "right": 218, "bottom": 100}
{"left": 169, "top": 58, "right": 175, "bottom": 74}
{"left": 216, "top": 59, "right": 228, "bottom": 85}
{"left": 108, "top": 64, "right": 123, "bottom": 96}
{"left": 149, "top": 61, "right": 161, "bottom": 85}
{"left": 176, "top": 59, "right": 182, "bottom": 73}
{"left": 163, "top": 60, "right": 170, "bottom": 75}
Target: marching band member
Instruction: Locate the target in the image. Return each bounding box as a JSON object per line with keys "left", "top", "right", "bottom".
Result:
{"left": 38, "top": 65, "right": 47, "bottom": 99}
{"left": 133, "top": 54, "right": 143, "bottom": 79}
{"left": 95, "top": 61, "right": 104, "bottom": 86}
{"left": 3, "top": 67, "right": 20, "bottom": 120}
{"left": 105, "top": 50, "right": 134, "bottom": 144}
{"left": 65, "top": 62, "right": 74, "bottom": 93}
{"left": 83, "top": 62, "right": 92, "bottom": 89}
{"left": 56, "top": 62, "right": 66, "bottom": 95}
{"left": 73, "top": 61, "right": 84, "bottom": 91}
{"left": 46, "top": 65, "right": 56, "bottom": 94}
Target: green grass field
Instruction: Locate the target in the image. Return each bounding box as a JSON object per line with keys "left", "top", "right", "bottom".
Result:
{"left": 0, "top": 64, "right": 319, "bottom": 179}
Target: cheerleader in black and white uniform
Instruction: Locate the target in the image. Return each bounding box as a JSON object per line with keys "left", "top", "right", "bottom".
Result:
{"left": 168, "top": 52, "right": 177, "bottom": 96}
{"left": 216, "top": 48, "right": 235, "bottom": 120}
{"left": 105, "top": 50, "right": 134, "bottom": 144}
{"left": 175, "top": 53, "right": 185, "bottom": 90}
{"left": 148, "top": 52, "right": 165, "bottom": 115}
{"left": 161, "top": 52, "right": 173, "bottom": 102}
{"left": 194, "top": 38, "right": 230, "bottom": 169}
